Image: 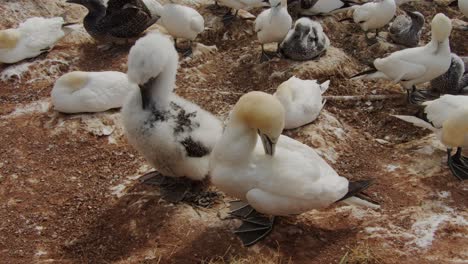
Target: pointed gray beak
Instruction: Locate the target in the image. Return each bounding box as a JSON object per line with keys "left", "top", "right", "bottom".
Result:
{"left": 258, "top": 130, "right": 277, "bottom": 156}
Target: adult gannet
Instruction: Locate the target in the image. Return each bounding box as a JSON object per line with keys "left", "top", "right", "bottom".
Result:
{"left": 274, "top": 76, "right": 330, "bottom": 129}
{"left": 210, "top": 91, "right": 379, "bottom": 246}
{"left": 298, "top": 0, "right": 359, "bottom": 16}
{"left": 254, "top": 0, "right": 292, "bottom": 61}
{"left": 351, "top": 13, "right": 452, "bottom": 104}
{"left": 149, "top": 1, "right": 205, "bottom": 56}
{"left": 0, "top": 17, "right": 76, "bottom": 64}
{"left": 351, "top": 0, "right": 397, "bottom": 37}
{"left": 389, "top": 10, "right": 424, "bottom": 47}
{"left": 51, "top": 71, "right": 137, "bottom": 113}
{"left": 217, "top": 0, "right": 269, "bottom": 22}
{"left": 430, "top": 54, "right": 468, "bottom": 95}
{"left": 393, "top": 95, "right": 468, "bottom": 180}
{"left": 279, "top": 18, "right": 330, "bottom": 61}
{"left": 122, "top": 33, "right": 223, "bottom": 187}
{"left": 66, "top": 0, "right": 159, "bottom": 44}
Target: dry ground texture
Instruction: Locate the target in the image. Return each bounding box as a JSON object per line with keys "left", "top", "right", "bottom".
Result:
{"left": 0, "top": 0, "right": 467, "bottom": 263}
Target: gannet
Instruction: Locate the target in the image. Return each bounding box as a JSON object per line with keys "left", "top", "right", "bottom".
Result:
{"left": 254, "top": 0, "right": 292, "bottom": 61}
{"left": 211, "top": 91, "right": 379, "bottom": 246}
{"left": 393, "top": 95, "right": 468, "bottom": 180}
{"left": 279, "top": 18, "right": 330, "bottom": 61}
{"left": 351, "top": 13, "right": 452, "bottom": 105}
{"left": 0, "top": 17, "right": 76, "bottom": 64}
{"left": 66, "top": 0, "right": 159, "bottom": 44}
{"left": 430, "top": 54, "right": 468, "bottom": 95}
{"left": 122, "top": 33, "right": 223, "bottom": 187}
{"left": 298, "top": 0, "right": 358, "bottom": 16}
{"left": 351, "top": 0, "right": 397, "bottom": 37}
{"left": 274, "top": 76, "right": 330, "bottom": 129}
{"left": 218, "top": 0, "right": 269, "bottom": 22}
{"left": 389, "top": 10, "right": 424, "bottom": 47}
{"left": 51, "top": 71, "right": 137, "bottom": 113}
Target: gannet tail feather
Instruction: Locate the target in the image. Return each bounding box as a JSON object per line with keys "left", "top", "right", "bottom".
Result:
{"left": 337, "top": 180, "right": 380, "bottom": 208}
{"left": 392, "top": 115, "right": 437, "bottom": 132}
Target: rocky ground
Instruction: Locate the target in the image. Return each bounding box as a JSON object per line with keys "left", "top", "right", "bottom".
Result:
{"left": 0, "top": 0, "right": 467, "bottom": 263}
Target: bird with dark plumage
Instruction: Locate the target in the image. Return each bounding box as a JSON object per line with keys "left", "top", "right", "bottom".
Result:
{"left": 66, "top": 0, "right": 159, "bottom": 44}
{"left": 279, "top": 18, "right": 329, "bottom": 61}
{"left": 431, "top": 53, "right": 468, "bottom": 95}
{"left": 389, "top": 10, "right": 424, "bottom": 47}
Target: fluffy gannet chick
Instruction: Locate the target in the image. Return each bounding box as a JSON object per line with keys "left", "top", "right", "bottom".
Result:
{"left": 460, "top": 0, "right": 468, "bottom": 18}
{"left": 351, "top": 13, "right": 452, "bottom": 105}
{"left": 210, "top": 91, "right": 379, "bottom": 246}
{"left": 0, "top": 17, "right": 76, "bottom": 64}
{"left": 254, "top": 0, "right": 292, "bottom": 61}
{"left": 389, "top": 10, "right": 424, "bottom": 47}
{"left": 66, "top": 0, "right": 159, "bottom": 44}
{"left": 149, "top": 1, "right": 205, "bottom": 56}
{"left": 298, "top": 0, "right": 358, "bottom": 16}
{"left": 430, "top": 54, "right": 468, "bottom": 95}
{"left": 279, "top": 18, "right": 330, "bottom": 61}
{"left": 351, "top": 0, "right": 397, "bottom": 38}
{"left": 218, "top": 0, "right": 269, "bottom": 22}
{"left": 51, "top": 71, "right": 137, "bottom": 113}
{"left": 274, "top": 76, "right": 330, "bottom": 129}
{"left": 393, "top": 95, "right": 468, "bottom": 180}
{"left": 122, "top": 33, "right": 223, "bottom": 184}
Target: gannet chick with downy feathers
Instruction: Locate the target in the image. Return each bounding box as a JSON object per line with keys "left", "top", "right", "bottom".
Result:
{"left": 351, "top": 13, "right": 452, "bottom": 105}
{"left": 389, "top": 10, "right": 424, "bottom": 47}
{"left": 393, "top": 95, "right": 468, "bottom": 180}
{"left": 254, "top": 0, "right": 292, "bottom": 62}
{"left": 430, "top": 54, "right": 468, "bottom": 95}
{"left": 217, "top": 0, "right": 269, "bottom": 23}
{"left": 122, "top": 33, "right": 223, "bottom": 193}
{"left": 279, "top": 18, "right": 330, "bottom": 61}
{"left": 210, "top": 91, "right": 379, "bottom": 246}
{"left": 66, "top": 0, "right": 159, "bottom": 44}
{"left": 274, "top": 76, "right": 330, "bottom": 129}
{"left": 149, "top": 1, "right": 204, "bottom": 57}
{"left": 0, "top": 17, "right": 76, "bottom": 64}
{"left": 298, "top": 0, "right": 358, "bottom": 16}
{"left": 51, "top": 71, "right": 137, "bottom": 114}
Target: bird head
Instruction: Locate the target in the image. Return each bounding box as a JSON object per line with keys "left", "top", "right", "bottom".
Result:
{"left": 442, "top": 108, "right": 468, "bottom": 148}
{"left": 58, "top": 71, "right": 89, "bottom": 91}
{"left": 0, "top": 29, "right": 21, "bottom": 49}
{"left": 66, "top": 0, "right": 104, "bottom": 10}
{"left": 232, "top": 91, "right": 285, "bottom": 156}
{"left": 431, "top": 13, "right": 452, "bottom": 43}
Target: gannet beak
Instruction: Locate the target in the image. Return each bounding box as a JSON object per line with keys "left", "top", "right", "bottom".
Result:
{"left": 258, "top": 130, "right": 277, "bottom": 156}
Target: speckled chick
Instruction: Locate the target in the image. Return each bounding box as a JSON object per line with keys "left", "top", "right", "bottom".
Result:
{"left": 389, "top": 10, "right": 424, "bottom": 47}
{"left": 431, "top": 53, "right": 467, "bottom": 94}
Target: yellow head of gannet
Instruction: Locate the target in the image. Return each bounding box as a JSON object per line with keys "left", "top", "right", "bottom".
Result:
{"left": 57, "top": 71, "right": 89, "bottom": 92}
{"left": 431, "top": 13, "right": 452, "bottom": 43}
{"left": 0, "top": 29, "right": 21, "bottom": 49}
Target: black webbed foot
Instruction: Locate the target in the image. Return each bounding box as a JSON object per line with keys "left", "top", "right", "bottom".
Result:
{"left": 229, "top": 200, "right": 255, "bottom": 218}
{"left": 234, "top": 214, "right": 275, "bottom": 246}
{"left": 447, "top": 148, "right": 468, "bottom": 181}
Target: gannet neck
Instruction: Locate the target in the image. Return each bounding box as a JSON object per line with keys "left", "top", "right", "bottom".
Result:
{"left": 280, "top": 0, "right": 288, "bottom": 8}
{"left": 143, "top": 0, "right": 164, "bottom": 17}
{"left": 82, "top": 1, "right": 106, "bottom": 26}
{"left": 139, "top": 57, "right": 177, "bottom": 110}
{"left": 215, "top": 119, "right": 258, "bottom": 163}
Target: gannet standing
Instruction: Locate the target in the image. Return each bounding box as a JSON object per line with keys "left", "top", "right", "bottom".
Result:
{"left": 211, "top": 91, "right": 379, "bottom": 246}
{"left": 0, "top": 17, "right": 76, "bottom": 64}
{"left": 352, "top": 0, "right": 397, "bottom": 38}
{"left": 122, "top": 33, "right": 223, "bottom": 186}
{"left": 393, "top": 95, "right": 468, "bottom": 180}
{"left": 254, "top": 0, "right": 292, "bottom": 61}
{"left": 351, "top": 13, "right": 453, "bottom": 104}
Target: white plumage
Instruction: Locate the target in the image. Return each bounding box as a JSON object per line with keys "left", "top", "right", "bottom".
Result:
{"left": 300, "top": 0, "right": 353, "bottom": 15}
{"left": 211, "top": 91, "right": 378, "bottom": 217}
{"left": 51, "top": 71, "right": 137, "bottom": 114}
{"left": 459, "top": 0, "right": 468, "bottom": 18}
{"left": 122, "top": 33, "right": 223, "bottom": 181}
{"left": 274, "top": 76, "right": 330, "bottom": 129}
{"left": 352, "top": 0, "right": 396, "bottom": 32}
{"left": 152, "top": 2, "right": 204, "bottom": 41}
{"left": 0, "top": 17, "right": 75, "bottom": 64}
{"left": 255, "top": 0, "right": 292, "bottom": 45}
{"left": 218, "top": 0, "right": 268, "bottom": 12}
{"left": 352, "top": 13, "right": 452, "bottom": 91}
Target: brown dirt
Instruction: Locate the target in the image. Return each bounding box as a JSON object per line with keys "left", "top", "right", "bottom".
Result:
{"left": 1, "top": 1, "right": 467, "bottom": 264}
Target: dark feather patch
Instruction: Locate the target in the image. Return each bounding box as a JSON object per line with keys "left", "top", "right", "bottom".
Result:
{"left": 170, "top": 103, "right": 200, "bottom": 134}
{"left": 180, "top": 137, "right": 210, "bottom": 157}
{"left": 336, "top": 179, "right": 373, "bottom": 203}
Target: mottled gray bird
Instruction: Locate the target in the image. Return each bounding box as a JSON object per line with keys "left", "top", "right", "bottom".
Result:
{"left": 389, "top": 10, "right": 424, "bottom": 47}
{"left": 430, "top": 53, "right": 468, "bottom": 95}
{"left": 279, "top": 18, "right": 330, "bottom": 61}
{"left": 67, "top": 0, "right": 159, "bottom": 44}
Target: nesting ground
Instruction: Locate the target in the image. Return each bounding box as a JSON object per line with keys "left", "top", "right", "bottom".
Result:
{"left": 0, "top": 0, "right": 467, "bottom": 263}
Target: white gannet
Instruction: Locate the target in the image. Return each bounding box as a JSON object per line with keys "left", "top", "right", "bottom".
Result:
{"left": 298, "top": 0, "right": 358, "bottom": 16}
{"left": 51, "top": 71, "right": 137, "bottom": 114}
{"left": 274, "top": 76, "right": 330, "bottom": 129}
{"left": 0, "top": 17, "right": 76, "bottom": 64}
{"left": 122, "top": 33, "right": 223, "bottom": 187}
{"left": 393, "top": 95, "right": 468, "bottom": 180}
{"left": 150, "top": 1, "right": 204, "bottom": 56}
{"left": 389, "top": 10, "right": 425, "bottom": 47}
{"left": 218, "top": 0, "right": 269, "bottom": 22}
{"left": 351, "top": 0, "right": 397, "bottom": 37}
{"left": 279, "top": 18, "right": 330, "bottom": 61}
{"left": 66, "top": 0, "right": 159, "bottom": 44}
{"left": 351, "top": 13, "right": 452, "bottom": 105}
{"left": 210, "top": 91, "right": 379, "bottom": 246}
{"left": 460, "top": 0, "right": 468, "bottom": 18}
{"left": 430, "top": 53, "right": 467, "bottom": 95}
{"left": 254, "top": 0, "right": 292, "bottom": 61}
